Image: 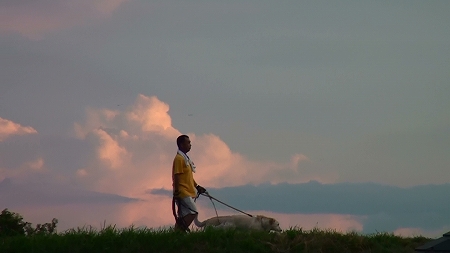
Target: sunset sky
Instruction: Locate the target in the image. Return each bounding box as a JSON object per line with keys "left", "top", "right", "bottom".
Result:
{"left": 1, "top": 1, "right": 449, "bottom": 238}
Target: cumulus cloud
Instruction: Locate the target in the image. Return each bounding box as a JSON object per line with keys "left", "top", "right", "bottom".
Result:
{"left": 0, "top": 0, "right": 129, "bottom": 39}
{"left": 2, "top": 94, "right": 448, "bottom": 237}
{"left": 26, "top": 158, "right": 45, "bottom": 171}
{"left": 72, "top": 94, "right": 319, "bottom": 198}
{"left": 0, "top": 117, "right": 37, "bottom": 141}
{"left": 127, "top": 95, "right": 176, "bottom": 133}
{"left": 95, "top": 128, "right": 130, "bottom": 169}
{"left": 1, "top": 94, "right": 328, "bottom": 231}
{"left": 72, "top": 95, "right": 180, "bottom": 196}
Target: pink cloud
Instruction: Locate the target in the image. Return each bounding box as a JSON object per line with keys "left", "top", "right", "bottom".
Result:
{"left": 0, "top": 117, "right": 37, "bottom": 141}
{"left": 26, "top": 158, "right": 45, "bottom": 171}
{"left": 2, "top": 94, "right": 338, "bottom": 232}
{"left": 94, "top": 128, "right": 129, "bottom": 169}
{"left": 64, "top": 94, "right": 344, "bottom": 230}
{"left": 127, "top": 94, "right": 178, "bottom": 134}
{"left": 0, "top": 0, "right": 129, "bottom": 39}
{"left": 114, "top": 198, "right": 366, "bottom": 233}
{"left": 394, "top": 227, "right": 449, "bottom": 238}
{"left": 2, "top": 94, "right": 448, "bottom": 236}
{"left": 72, "top": 94, "right": 331, "bottom": 198}
{"left": 0, "top": 161, "right": 44, "bottom": 182}
{"left": 190, "top": 202, "right": 364, "bottom": 233}
{"left": 8, "top": 191, "right": 365, "bottom": 233}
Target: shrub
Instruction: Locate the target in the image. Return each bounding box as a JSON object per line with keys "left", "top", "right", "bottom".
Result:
{"left": 0, "top": 209, "right": 58, "bottom": 237}
{"left": 0, "top": 209, "right": 29, "bottom": 237}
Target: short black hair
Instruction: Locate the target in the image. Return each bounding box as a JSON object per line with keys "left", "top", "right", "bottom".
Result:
{"left": 176, "top": 135, "right": 189, "bottom": 148}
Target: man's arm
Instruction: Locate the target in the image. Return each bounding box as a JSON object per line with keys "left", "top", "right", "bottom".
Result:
{"left": 173, "top": 173, "right": 181, "bottom": 197}
{"left": 194, "top": 179, "right": 207, "bottom": 194}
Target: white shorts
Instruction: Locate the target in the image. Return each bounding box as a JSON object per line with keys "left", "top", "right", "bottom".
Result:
{"left": 176, "top": 197, "right": 198, "bottom": 218}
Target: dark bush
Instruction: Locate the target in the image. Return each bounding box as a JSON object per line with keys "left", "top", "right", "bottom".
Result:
{"left": 0, "top": 209, "right": 58, "bottom": 237}
{"left": 0, "top": 209, "right": 29, "bottom": 237}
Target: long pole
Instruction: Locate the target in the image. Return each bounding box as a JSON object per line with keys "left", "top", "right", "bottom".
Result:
{"left": 201, "top": 193, "right": 253, "bottom": 217}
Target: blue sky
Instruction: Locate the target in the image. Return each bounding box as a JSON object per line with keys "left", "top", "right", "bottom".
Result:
{"left": 0, "top": 0, "right": 449, "bottom": 237}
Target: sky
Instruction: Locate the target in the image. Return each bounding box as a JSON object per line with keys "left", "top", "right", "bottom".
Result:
{"left": 0, "top": 0, "right": 449, "bottom": 238}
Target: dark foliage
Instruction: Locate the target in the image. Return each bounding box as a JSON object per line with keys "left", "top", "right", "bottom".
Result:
{"left": 0, "top": 209, "right": 58, "bottom": 237}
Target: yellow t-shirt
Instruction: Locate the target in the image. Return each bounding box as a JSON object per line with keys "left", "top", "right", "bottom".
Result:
{"left": 172, "top": 154, "right": 196, "bottom": 198}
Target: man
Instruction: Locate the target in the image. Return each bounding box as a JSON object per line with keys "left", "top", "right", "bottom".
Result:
{"left": 172, "top": 134, "right": 207, "bottom": 232}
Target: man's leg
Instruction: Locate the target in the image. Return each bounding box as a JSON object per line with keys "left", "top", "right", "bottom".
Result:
{"left": 174, "top": 218, "right": 187, "bottom": 232}
{"left": 175, "top": 214, "right": 195, "bottom": 232}
{"left": 175, "top": 197, "right": 198, "bottom": 232}
{"left": 183, "top": 213, "right": 196, "bottom": 228}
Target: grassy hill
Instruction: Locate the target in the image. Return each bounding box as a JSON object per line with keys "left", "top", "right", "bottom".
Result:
{"left": 0, "top": 225, "right": 431, "bottom": 253}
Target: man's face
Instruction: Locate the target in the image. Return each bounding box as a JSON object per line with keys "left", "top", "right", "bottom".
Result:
{"left": 181, "top": 137, "right": 192, "bottom": 153}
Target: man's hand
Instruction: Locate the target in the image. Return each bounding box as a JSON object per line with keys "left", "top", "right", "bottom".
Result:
{"left": 196, "top": 185, "right": 207, "bottom": 194}
{"left": 173, "top": 189, "right": 181, "bottom": 198}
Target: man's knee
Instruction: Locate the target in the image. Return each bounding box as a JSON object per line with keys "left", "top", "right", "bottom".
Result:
{"left": 184, "top": 213, "right": 196, "bottom": 224}
{"left": 175, "top": 217, "right": 190, "bottom": 232}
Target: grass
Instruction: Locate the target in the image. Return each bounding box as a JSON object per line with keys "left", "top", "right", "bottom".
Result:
{"left": 0, "top": 225, "right": 432, "bottom": 253}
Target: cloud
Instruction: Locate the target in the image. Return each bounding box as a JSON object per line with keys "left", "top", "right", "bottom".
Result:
{"left": 1, "top": 94, "right": 448, "bottom": 237}
{"left": 0, "top": 117, "right": 37, "bottom": 141}
{"left": 151, "top": 180, "right": 450, "bottom": 236}
{"left": 72, "top": 95, "right": 181, "bottom": 196}
{"left": 1, "top": 95, "right": 327, "bottom": 224}
{"left": 71, "top": 94, "right": 319, "bottom": 198}
{"left": 0, "top": 93, "right": 325, "bottom": 230}
{"left": 95, "top": 128, "right": 129, "bottom": 169}
{"left": 127, "top": 94, "right": 176, "bottom": 133}
{"left": 0, "top": 177, "right": 138, "bottom": 207}
{"left": 194, "top": 182, "right": 450, "bottom": 217}
{"left": 0, "top": 176, "right": 143, "bottom": 231}
{"left": 393, "top": 227, "right": 450, "bottom": 238}
{"left": 193, "top": 206, "right": 364, "bottom": 234}
{"left": 26, "top": 158, "right": 44, "bottom": 171}
{"left": 0, "top": 0, "right": 129, "bottom": 39}
{"left": 0, "top": 118, "right": 41, "bottom": 180}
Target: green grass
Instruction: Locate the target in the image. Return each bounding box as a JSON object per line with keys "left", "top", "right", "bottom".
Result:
{"left": 0, "top": 225, "right": 432, "bottom": 253}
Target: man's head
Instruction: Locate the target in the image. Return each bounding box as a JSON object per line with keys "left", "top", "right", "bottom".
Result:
{"left": 177, "top": 135, "right": 191, "bottom": 153}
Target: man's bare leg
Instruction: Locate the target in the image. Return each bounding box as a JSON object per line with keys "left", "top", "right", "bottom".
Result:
{"left": 183, "top": 213, "right": 196, "bottom": 228}
{"left": 175, "top": 213, "right": 196, "bottom": 232}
